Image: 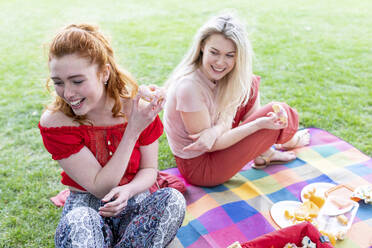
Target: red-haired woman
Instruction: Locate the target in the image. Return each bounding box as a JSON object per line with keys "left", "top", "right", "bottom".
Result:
{"left": 39, "top": 24, "right": 185, "bottom": 247}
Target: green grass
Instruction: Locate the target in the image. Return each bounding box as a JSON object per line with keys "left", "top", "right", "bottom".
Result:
{"left": 0, "top": 0, "right": 371, "bottom": 246}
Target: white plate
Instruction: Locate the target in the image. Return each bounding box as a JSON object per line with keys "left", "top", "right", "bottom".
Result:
{"left": 317, "top": 200, "right": 359, "bottom": 234}
{"left": 270, "top": 201, "right": 302, "bottom": 228}
{"left": 300, "top": 182, "right": 336, "bottom": 202}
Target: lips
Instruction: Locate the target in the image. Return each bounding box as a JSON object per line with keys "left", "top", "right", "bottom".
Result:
{"left": 211, "top": 65, "right": 225, "bottom": 73}
{"left": 68, "top": 98, "right": 85, "bottom": 109}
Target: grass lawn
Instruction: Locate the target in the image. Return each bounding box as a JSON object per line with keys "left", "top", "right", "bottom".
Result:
{"left": 0, "top": 0, "right": 371, "bottom": 246}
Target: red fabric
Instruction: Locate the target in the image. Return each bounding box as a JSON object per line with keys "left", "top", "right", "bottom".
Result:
{"left": 50, "top": 189, "right": 70, "bottom": 207}
{"left": 241, "top": 222, "right": 334, "bottom": 248}
{"left": 232, "top": 75, "right": 261, "bottom": 128}
{"left": 149, "top": 171, "right": 186, "bottom": 194}
{"left": 39, "top": 116, "right": 163, "bottom": 191}
{"left": 175, "top": 102, "right": 299, "bottom": 187}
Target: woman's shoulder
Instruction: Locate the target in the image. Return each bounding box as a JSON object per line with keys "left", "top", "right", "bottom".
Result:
{"left": 39, "top": 110, "right": 78, "bottom": 128}
{"left": 176, "top": 73, "right": 204, "bottom": 92}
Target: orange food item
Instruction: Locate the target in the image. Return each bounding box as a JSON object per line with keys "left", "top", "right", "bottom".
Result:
{"left": 272, "top": 104, "right": 281, "bottom": 113}
{"left": 303, "top": 187, "right": 316, "bottom": 199}
{"left": 294, "top": 208, "right": 307, "bottom": 221}
{"left": 351, "top": 196, "right": 362, "bottom": 202}
{"left": 272, "top": 104, "right": 287, "bottom": 123}
{"left": 337, "top": 214, "right": 348, "bottom": 225}
{"left": 302, "top": 200, "right": 320, "bottom": 218}
{"left": 320, "top": 230, "right": 336, "bottom": 246}
{"left": 284, "top": 210, "right": 293, "bottom": 220}
{"left": 284, "top": 200, "right": 320, "bottom": 224}
{"left": 310, "top": 194, "right": 325, "bottom": 208}
{"left": 336, "top": 230, "right": 346, "bottom": 240}
{"left": 304, "top": 188, "right": 325, "bottom": 208}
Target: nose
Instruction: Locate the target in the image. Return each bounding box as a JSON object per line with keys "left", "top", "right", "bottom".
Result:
{"left": 216, "top": 55, "right": 225, "bottom": 66}
{"left": 63, "top": 83, "right": 75, "bottom": 100}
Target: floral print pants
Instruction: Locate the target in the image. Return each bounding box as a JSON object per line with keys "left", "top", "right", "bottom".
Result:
{"left": 55, "top": 188, "right": 185, "bottom": 248}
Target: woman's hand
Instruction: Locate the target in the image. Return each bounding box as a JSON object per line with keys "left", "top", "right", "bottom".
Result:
{"left": 255, "top": 111, "right": 288, "bottom": 130}
{"left": 99, "top": 185, "right": 133, "bottom": 217}
{"left": 183, "top": 127, "right": 218, "bottom": 152}
{"left": 127, "top": 85, "right": 165, "bottom": 134}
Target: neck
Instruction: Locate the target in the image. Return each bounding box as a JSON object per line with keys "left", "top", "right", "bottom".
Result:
{"left": 86, "top": 94, "right": 118, "bottom": 126}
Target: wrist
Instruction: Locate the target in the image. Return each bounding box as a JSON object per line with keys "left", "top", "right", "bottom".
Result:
{"left": 251, "top": 119, "right": 262, "bottom": 131}
{"left": 213, "top": 124, "right": 226, "bottom": 137}
{"left": 122, "top": 184, "right": 136, "bottom": 199}
{"left": 125, "top": 123, "right": 142, "bottom": 139}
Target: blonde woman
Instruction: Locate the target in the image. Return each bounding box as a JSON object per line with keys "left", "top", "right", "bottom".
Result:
{"left": 163, "top": 13, "right": 309, "bottom": 187}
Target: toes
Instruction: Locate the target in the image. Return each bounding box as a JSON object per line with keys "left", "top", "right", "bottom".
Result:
{"left": 283, "top": 151, "right": 296, "bottom": 159}
{"left": 299, "top": 129, "right": 311, "bottom": 146}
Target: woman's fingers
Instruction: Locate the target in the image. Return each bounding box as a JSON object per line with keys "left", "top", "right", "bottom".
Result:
{"left": 144, "top": 96, "right": 164, "bottom": 116}
{"left": 188, "top": 133, "right": 201, "bottom": 140}
{"left": 183, "top": 142, "right": 201, "bottom": 151}
{"left": 99, "top": 195, "right": 128, "bottom": 217}
{"left": 101, "top": 188, "right": 117, "bottom": 203}
{"left": 99, "top": 201, "right": 127, "bottom": 217}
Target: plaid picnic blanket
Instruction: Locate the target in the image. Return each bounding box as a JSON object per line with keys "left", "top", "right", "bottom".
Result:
{"left": 166, "top": 128, "right": 372, "bottom": 248}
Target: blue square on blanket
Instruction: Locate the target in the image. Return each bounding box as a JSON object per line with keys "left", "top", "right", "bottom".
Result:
{"left": 346, "top": 163, "right": 372, "bottom": 177}
{"left": 313, "top": 145, "right": 340, "bottom": 157}
{"left": 267, "top": 188, "right": 298, "bottom": 203}
{"left": 177, "top": 219, "right": 208, "bottom": 246}
{"left": 356, "top": 202, "right": 372, "bottom": 221}
{"left": 306, "top": 174, "right": 335, "bottom": 184}
{"left": 202, "top": 184, "right": 229, "bottom": 193}
{"left": 222, "top": 200, "right": 258, "bottom": 223}
{"left": 240, "top": 169, "right": 269, "bottom": 181}
{"left": 284, "top": 158, "right": 307, "bottom": 169}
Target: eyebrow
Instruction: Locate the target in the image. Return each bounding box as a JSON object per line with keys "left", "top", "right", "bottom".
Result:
{"left": 51, "top": 74, "right": 85, "bottom": 80}
{"left": 210, "top": 47, "right": 236, "bottom": 54}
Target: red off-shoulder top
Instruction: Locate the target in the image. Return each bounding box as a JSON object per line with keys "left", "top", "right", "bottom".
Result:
{"left": 38, "top": 116, "right": 163, "bottom": 191}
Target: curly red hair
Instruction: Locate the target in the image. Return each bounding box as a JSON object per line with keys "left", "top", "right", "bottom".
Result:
{"left": 47, "top": 24, "right": 138, "bottom": 124}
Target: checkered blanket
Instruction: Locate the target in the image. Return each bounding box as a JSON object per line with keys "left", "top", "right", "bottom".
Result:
{"left": 166, "top": 128, "right": 372, "bottom": 248}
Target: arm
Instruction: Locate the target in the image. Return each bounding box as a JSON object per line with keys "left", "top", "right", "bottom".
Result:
{"left": 182, "top": 92, "right": 286, "bottom": 152}
{"left": 181, "top": 110, "right": 261, "bottom": 152}
{"left": 98, "top": 141, "right": 159, "bottom": 217}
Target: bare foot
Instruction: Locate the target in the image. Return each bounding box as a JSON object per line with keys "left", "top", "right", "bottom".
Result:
{"left": 253, "top": 148, "right": 296, "bottom": 169}
{"left": 275, "top": 129, "right": 310, "bottom": 151}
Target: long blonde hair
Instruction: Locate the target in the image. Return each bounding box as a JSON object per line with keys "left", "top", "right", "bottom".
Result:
{"left": 46, "top": 24, "right": 138, "bottom": 124}
{"left": 165, "top": 12, "right": 253, "bottom": 126}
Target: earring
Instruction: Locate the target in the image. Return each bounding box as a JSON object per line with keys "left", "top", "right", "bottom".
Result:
{"left": 104, "top": 81, "right": 108, "bottom": 85}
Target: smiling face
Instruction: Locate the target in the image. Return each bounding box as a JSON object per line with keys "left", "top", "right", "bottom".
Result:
{"left": 49, "top": 53, "right": 107, "bottom": 117}
{"left": 200, "top": 33, "right": 236, "bottom": 82}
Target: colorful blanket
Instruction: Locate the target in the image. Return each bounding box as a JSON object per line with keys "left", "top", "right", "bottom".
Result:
{"left": 166, "top": 128, "right": 372, "bottom": 248}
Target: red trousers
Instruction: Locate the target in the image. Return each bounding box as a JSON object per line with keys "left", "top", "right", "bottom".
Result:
{"left": 175, "top": 102, "right": 299, "bottom": 187}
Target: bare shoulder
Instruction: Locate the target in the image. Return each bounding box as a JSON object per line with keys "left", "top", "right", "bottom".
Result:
{"left": 39, "top": 110, "right": 77, "bottom": 128}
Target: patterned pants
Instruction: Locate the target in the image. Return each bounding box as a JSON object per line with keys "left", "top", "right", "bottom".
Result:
{"left": 55, "top": 188, "right": 186, "bottom": 248}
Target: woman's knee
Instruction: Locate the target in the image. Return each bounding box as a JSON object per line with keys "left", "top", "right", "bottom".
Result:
{"left": 155, "top": 188, "right": 186, "bottom": 213}
{"left": 55, "top": 207, "right": 104, "bottom": 248}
